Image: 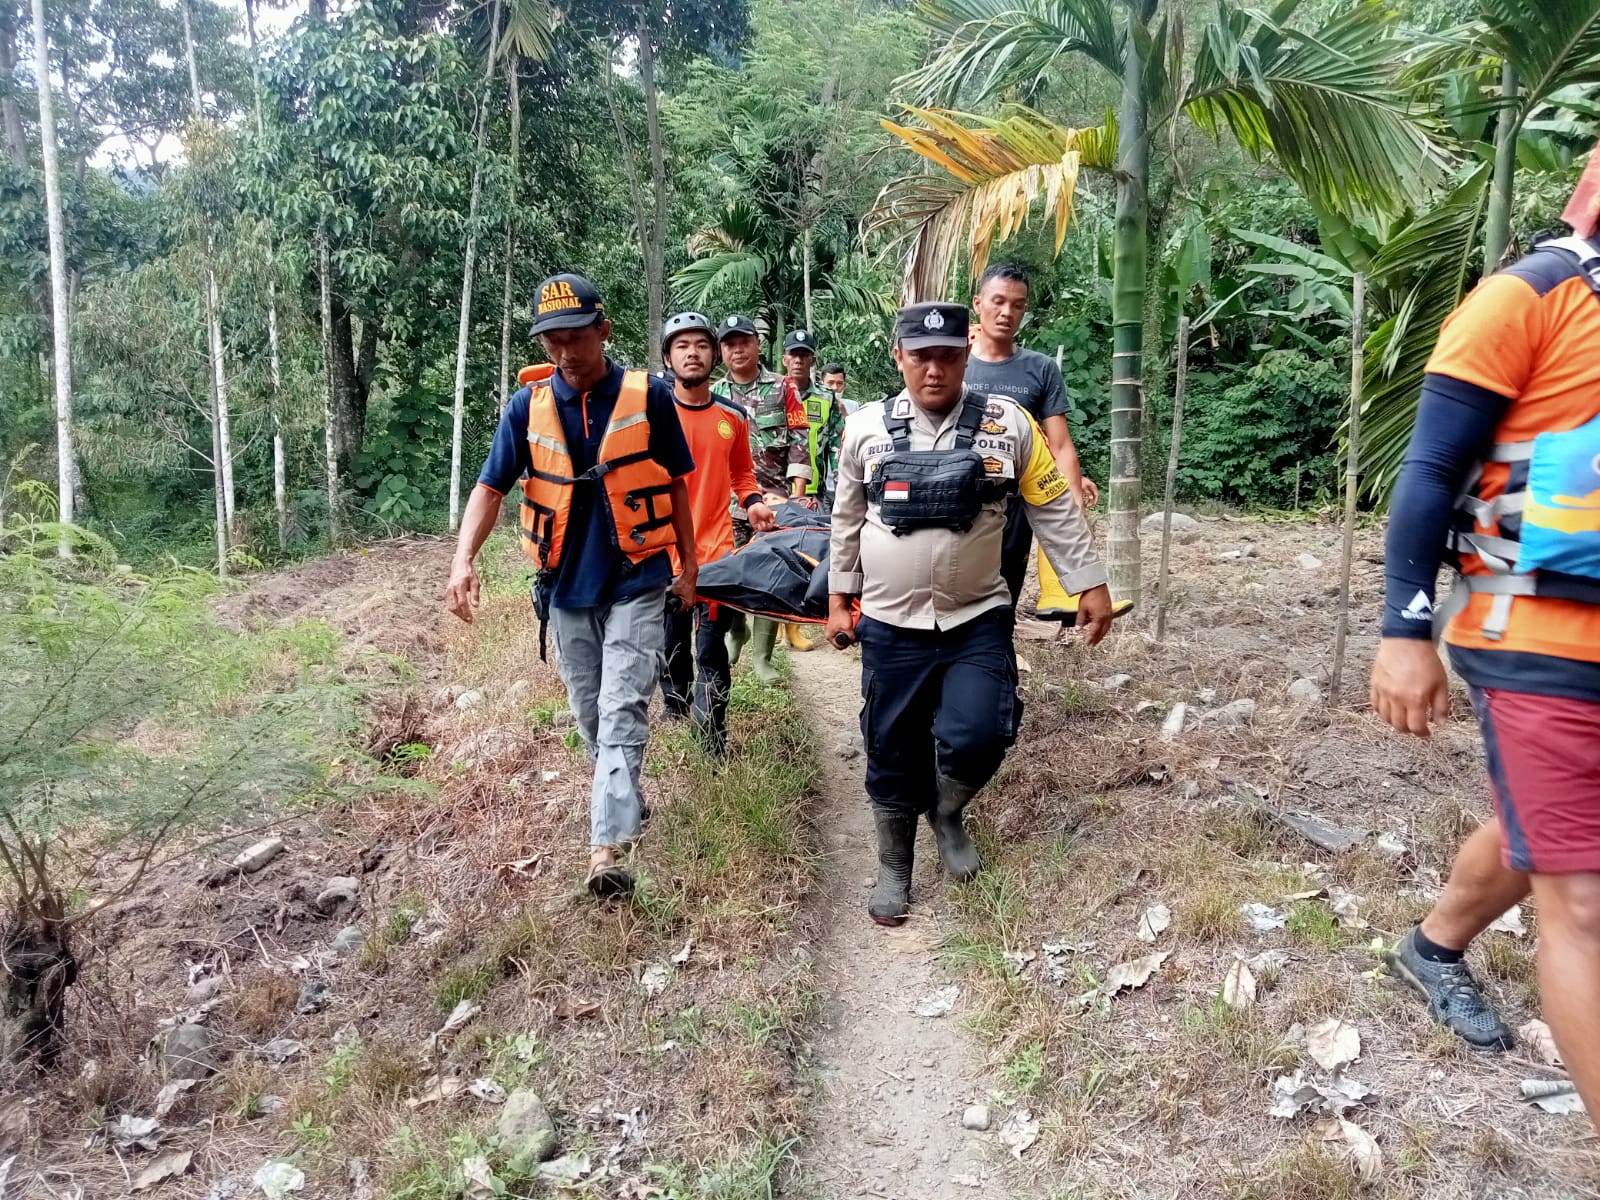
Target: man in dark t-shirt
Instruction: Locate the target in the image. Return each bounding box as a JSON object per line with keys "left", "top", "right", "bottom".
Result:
{"left": 965, "top": 263, "right": 1098, "bottom": 608}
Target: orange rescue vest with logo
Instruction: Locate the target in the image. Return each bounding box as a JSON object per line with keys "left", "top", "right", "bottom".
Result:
{"left": 516, "top": 365, "right": 676, "bottom": 570}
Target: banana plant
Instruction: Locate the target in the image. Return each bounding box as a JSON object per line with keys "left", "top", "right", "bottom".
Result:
{"left": 875, "top": 0, "right": 1439, "bottom": 599}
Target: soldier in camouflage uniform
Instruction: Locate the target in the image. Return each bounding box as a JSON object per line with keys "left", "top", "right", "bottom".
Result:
{"left": 712, "top": 314, "right": 811, "bottom": 682}
{"left": 783, "top": 329, "right": 847, "bottom": 512}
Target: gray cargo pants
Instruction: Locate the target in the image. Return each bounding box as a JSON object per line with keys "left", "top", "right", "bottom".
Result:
{"left": 549, "top": 588, "right": 667, "bottom": 849}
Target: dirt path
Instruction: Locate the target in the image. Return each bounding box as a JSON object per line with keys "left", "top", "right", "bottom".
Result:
{"left": 789, "top": 648, "right": 1046, "bottom": 1200}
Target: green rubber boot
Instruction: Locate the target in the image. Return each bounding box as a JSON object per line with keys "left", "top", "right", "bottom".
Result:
{"left": 929, "top": 775, "right": 981, "bottom": 882}
{"left": 725, "top": 613, "right": 750, "bottom": 666}
{"left": 749, "top": 618, "right": 781, "bottom": 685}
{"left": 868, "top": 807, "right": 917, "bottom": 926}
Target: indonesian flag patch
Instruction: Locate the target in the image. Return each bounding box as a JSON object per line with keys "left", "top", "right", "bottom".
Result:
{"left": 883, "top": 481, "right": 911, "bottom": 502}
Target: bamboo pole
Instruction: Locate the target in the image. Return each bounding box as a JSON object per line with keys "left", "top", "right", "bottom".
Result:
{"left": 1154, "top": 316, "right": 1189, "bottom": 642}
{"left": 1329, "top": 273, "right": 1366, "bottom": 704}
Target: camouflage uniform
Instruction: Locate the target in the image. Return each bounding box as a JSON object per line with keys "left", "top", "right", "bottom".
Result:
{"left": 713, "top": 369, "right": 811, "bottom": 544}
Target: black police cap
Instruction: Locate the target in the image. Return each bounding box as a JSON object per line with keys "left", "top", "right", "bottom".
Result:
{"left": 896, "top": 302, "right": 968, "bottom": 349}
{"left": 784, "top": 328, "right": 817, "bottom": 353}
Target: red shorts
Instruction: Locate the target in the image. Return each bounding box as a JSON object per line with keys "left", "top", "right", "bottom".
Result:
{"left": 1471, "top": 686, "right": 1600, "bottom": 874}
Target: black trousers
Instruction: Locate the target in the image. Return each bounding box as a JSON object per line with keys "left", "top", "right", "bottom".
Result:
{"left": 1000, "top": 495, "right": 1033, "bottom": 612}
{"left": 856, "top": 608, "right": 1023, "bottom": 816}
{"left": 662, "top": 601, "right": 736, "bottom": 752}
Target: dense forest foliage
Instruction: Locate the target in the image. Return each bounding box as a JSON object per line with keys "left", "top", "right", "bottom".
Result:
{"left": 2, "top": 0, "right": 1597, "bottom": 575}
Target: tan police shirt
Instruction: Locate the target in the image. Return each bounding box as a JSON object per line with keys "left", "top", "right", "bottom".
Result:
{"left": 828, "top": 388, "right": 1107, "bottom": 630}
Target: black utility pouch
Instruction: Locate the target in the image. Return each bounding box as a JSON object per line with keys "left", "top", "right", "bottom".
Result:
{"left": 867, "top": 449, "right": 988, "bottom": 535}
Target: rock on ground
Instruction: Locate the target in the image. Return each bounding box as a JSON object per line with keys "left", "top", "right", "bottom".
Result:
{"left": 1207, "top": 698, "right": 1258, "bottom": 726}
{"left": 1287, "top": 678, "right": 1323, "bottom": 705}
{"left": 499, "top": 1090, "right": 559, "bottom": 1169}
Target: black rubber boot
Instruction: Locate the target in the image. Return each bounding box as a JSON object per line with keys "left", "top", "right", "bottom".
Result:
{"left": 868, "top": 808, "right": 917, "bottom": 926}
{"left": 929, "top": 775, "right": 980, "bottom": 882}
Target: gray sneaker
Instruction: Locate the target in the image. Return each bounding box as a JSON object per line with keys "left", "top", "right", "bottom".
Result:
{"left": 1385, "top": 926, "right": 1513, "bottom": 1051}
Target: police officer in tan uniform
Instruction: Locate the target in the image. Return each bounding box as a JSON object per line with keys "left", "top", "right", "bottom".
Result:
{"left": 827, "top": 302, "right": 1112, "bottom": 926}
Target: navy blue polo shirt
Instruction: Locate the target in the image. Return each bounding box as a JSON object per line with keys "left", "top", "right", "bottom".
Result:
{"left": 477, "top": 359, "right": 694, "bottom": 609}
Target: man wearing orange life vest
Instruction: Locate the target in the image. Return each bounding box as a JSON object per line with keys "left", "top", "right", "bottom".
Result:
{"left": 1372, "top": 169, "right": 1600, "bottom": 1121}
{"left": 446, "top": 273, "right": 697, "bottom": 898}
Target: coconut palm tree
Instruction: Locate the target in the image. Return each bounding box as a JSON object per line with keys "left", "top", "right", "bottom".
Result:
{"left": 874, "top": 0, "right": 1441, "bottom": 599}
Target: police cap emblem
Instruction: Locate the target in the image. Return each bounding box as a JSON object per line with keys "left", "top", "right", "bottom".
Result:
{"left": 923, "top": 309, "right": 945, "bottom": 331}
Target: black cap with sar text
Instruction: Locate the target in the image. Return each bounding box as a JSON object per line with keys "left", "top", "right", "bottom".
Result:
{"left": 896, "top": 302, "right": 968, "bottom": 349}
{"left": 530, "top": 273, "right": 604, "bottom": 336}
{"left": 783, "top": 328, "right": 816, "bottom": 353}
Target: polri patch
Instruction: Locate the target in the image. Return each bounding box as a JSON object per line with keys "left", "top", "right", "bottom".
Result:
{"left": 985, "top": 401, "right": 1005, "bottom": 419}
{"left": 979, "top": 419, "right": 1007, "bottom": 435}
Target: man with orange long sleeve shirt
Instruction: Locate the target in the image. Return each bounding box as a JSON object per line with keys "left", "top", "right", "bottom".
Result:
{"left": 659, "top": 312, "right": 777, "bottom": 755}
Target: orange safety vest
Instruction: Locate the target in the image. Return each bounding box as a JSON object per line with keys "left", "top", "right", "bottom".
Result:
{"left": 515, "top": 365, "right": 676, "bottom": 570}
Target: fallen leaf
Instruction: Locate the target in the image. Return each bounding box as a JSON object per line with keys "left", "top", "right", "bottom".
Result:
{"left": 1002, "top": 950, "right": 1035, "bottom": 975}
{"left": 468, "top": 1079, "right": 507, "bottom": 1104}
{"left": 1306, "top": 1018, "right": 1361, "bottom": 1072}
{"left": 1488, "top": 904, "right": 1526, "bottom": 937}
{"left": 133, "top": 1149, "right": 193, "bottom": 1191}
{"left": 913, "top": 985, "right": 960, "bottom": 1018}
{"left": 1222, "top": 956, "right": 1257, "bottom": 1009}
{"left": 1520, "top": 1020, "right": 1563, "bottom": 1067}
{"left": 554, "top": 998, "right": 601, "bottom": 1020}
{"left": 997, "top": 1109, "right": 1039, "bottom": 1159}
{"left": 1281, "top": 888, "right": 1327, "bottom": 903}
{"left": 1522, "top": 1079, "right": 1586, "bottom": 1114}
{"left": 1103, "top": 951, "right": 1169, "bottom": 995}
{"left": 438, "top": 1000, "right": 481, "bottom": 1036}
{"left": 110, "top": 1114, "right": 163, "bottom": 1151}
{"left": 256, "top": 1039, "right": 303, "bottom": 1065}
{"left": 613, "top": 1106, "right": 648, "bottom": 1145}
{"left": 1321, "top": 1117, "right": 1382, "bottom": 1183}
{"left": 494, "top": 855, "right": 542, "bottom": 880}
{"left": 1241, "top": 902, "right": 1286, "bottom": 931}
{"left": 1247, "top": 949, "right": 1291, "bottom": 976}
{"left": 640, "top": 963, "right": 670, "bottom": 997}
{"left": 461, "top": 1155, "right": 498, "bottom": 1200}
{"left": 405, "top": 1075, "right": 464, "bottom": 1110}
{"left": 1136, "top": 905, "right": 1171, "bottom": 943}
{"left": 538, "top": 1153, "right": 594, "bottom": 1186}
{"left": 252, "top": 1160, "right": 305, "bottom": 1200}
{"left": 1268, "top": 1069, "right": 1372, "bottom": 1119}
{"left": 1328, "top": 887, "right": 1368, "bottom": 929}
{"left": 670, "top": 936, "right": 694, "bottom": 965}
{"left": 153, "top": 1079, "right": 197, "bottom": 1118}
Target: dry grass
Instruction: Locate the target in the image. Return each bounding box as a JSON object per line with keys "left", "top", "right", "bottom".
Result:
{"left": 944, "top": 518, "right": 1600, "bottom": 1199}
{"left": 11, "top": 534, "right": 821, "bottom": 1200}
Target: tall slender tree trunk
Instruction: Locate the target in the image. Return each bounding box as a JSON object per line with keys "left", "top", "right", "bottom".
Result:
{"left": 1483, "top": 62, "right": 1519, "bottom": 279}
{"left": 600, "top": 50, "right": 653, "bottom": 355}
{"left": 245, "top": 0, "right": 289, "bottom": 550}
{"left": 1107, "top": 4, "right": 1152, "bottom": 603}
{"left": 498, "top": 63, "right": 520, "bottom": 418}
{"left": 182, "top": 0, "right": 235, "bottom": 540}
{"left": 448, "top": 0, "right": 502, "bottom": 533}
{"left": 802, "top": 226, "right": 814, "bottom": 331}
{"left": 210, "top": 381, "right": 228, "bottom": 577}
{"left": 1, "top": 6, "right": 28, "bottom": 167}
{"left": 318, "top": 230, "right": 341, "bottom": 546}
{"left": 636, "top": 16, "right": 666, "bottom": 372}
{"left": 29, "top": 0, "right": 72, "bottom": 553}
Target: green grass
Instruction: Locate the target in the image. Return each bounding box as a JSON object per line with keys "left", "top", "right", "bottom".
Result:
{"left": 1004, "top": 1040, "right": 1047, "bottom": 1095}
{"left": 647, "top": 1135, "right": 803, "bottom": 1200}
{"left": 1285, "top": 901, "right": 1343, "bottom": 950}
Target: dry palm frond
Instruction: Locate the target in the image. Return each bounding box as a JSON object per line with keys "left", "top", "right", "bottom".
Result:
{"left": 867, "top": 104, "right": 1116, "bottom": 302}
